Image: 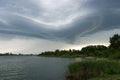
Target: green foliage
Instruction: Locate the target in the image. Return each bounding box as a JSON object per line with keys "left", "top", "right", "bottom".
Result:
{"left": 38, "top": 45, "right": 109, "bottom": 58}
{"left": 108, "top": 50, "right": 120, "bottom": 59}
{"left": 109, "top": 34, "right": 120, "bottom": 50}
{"left": 89, "top": 75, "right": 120, "bottom": 80}
{"left": 38, "top": 45, "right": 120, "bottom": 59}
{"left": 38, "top": 49, "right": 81, "bottom": 58}
{"left": 80, "top": 45, "right": 108, "bottom": 57}
{"left": 66, "top": 60, "right": 120, "bottom": 80}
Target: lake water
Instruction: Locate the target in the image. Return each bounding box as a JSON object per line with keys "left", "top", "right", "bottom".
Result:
{"left": 0, "top": 56, "right": 77, "bottom": 80}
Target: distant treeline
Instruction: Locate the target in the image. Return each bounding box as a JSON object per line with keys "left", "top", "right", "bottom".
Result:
{"left": 0, "top": 53, "right": 34, "bottom": 56}
{"left": 38, "top": 49, "right": 81, "bottom": 57}
{"left": 38, "top": 34, "right": 120, "bottom": 59}
{"left": 0, "top": 53, "right": 17, "bottom": 56}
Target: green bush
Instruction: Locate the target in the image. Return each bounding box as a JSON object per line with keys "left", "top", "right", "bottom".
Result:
{"left": 109, "top": 34, "right": 120, "bottom": 50}
{"left": 80, "top": 45, "right": 108, "bottom": 57}
{"left": 66, "top": 60, "right": 120, "bottom": 80}
{"left": 109, "top": 50, "right": 120, "bottom": 59}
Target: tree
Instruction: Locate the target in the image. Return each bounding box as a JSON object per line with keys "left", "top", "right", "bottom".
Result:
{"left": 80, "top": 45, "right": 107, "bottom": 57}
{"left": 109, "top": 34, "right": 120, "bottom": 50}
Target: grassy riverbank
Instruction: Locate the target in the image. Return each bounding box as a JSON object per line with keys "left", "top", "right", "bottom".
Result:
{"left": 89, "top": 75, "right": 120, "bottom": 80}
{"left": 66, "top": 60, "right": 120, "bottom": 80}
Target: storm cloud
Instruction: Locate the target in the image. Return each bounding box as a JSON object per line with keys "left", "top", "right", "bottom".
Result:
{"left": 0, "top": 0, "right": 120, "bottom": 53}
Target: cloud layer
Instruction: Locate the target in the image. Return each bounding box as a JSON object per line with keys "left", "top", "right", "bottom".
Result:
{"left": 0, "top": 0, "right": 120, "bottom": 53}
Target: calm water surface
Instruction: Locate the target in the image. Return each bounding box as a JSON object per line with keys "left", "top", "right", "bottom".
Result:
{"left": 0, "top": 56, "right": 77, "bottom": 80}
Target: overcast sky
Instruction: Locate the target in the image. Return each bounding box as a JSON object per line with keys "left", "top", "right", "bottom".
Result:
{"left": 0, "top": 0, "right": 120, "bottom": 54}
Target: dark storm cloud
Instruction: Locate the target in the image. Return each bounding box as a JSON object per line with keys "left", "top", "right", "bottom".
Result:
{"left": 0, "top": 0, "right": 120, "bottom": 43}
{"left": 76, "top": 0, "right": 120, "bottom": 36}
{"left": 0, "top": 13, "right": 55, "bottom": 40}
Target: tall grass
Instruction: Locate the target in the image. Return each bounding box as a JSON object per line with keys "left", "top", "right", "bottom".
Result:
{"left": 66, "top": 60, "right": 120, "bottom": 80}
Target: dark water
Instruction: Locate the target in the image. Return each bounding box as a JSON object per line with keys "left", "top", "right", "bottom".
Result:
{"left": 0, "top": 56, "right": 76, "bottom": 80}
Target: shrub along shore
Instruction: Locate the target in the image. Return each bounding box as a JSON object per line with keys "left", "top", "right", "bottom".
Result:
{"left": 66, "top": 60, "right": 120, "bottom": 80}
{"left": 66, "top": 34, "right": 120, "bottom": 80}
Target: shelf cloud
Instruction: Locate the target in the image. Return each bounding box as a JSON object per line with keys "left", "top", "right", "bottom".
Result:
{"left": 0, "top": 0, "right": 120, "bottom": 54}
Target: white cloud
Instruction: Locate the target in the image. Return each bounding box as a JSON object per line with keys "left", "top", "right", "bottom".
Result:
{"left": 14, "top": 10, "right": 90, "bottom": 29}
{"left": 26, "top": 0, "right": 90, "bottom": 28}
{"left": 0, "top": 37, "right": 73, "bottom": 54}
